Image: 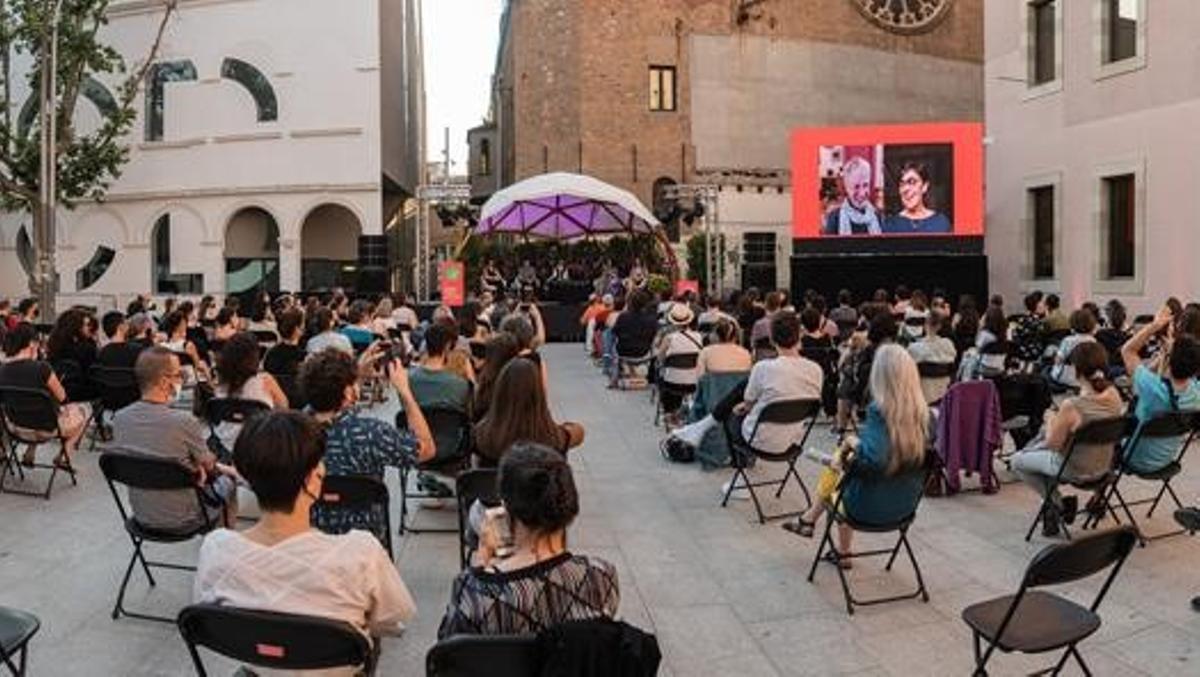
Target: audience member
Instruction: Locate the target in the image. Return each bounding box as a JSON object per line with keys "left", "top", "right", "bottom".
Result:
{"left": 907, "top": 311, "right": 958, "bottom": 404}
{"left": 697, "top": 318, "right": 752, "bottom": 376}
{"left": 1044, "top": 294, "right": 1068, "bottom": 332}
{"left": 46, "top": 308, "right": 99, "bottom": 402}
{"left": 212, "top": 306, "right": 239, "bottom": 342}
{"left": 304, "top": 349, "right": 434, "bottom": 540}
{"left": 96, "top": 311, "right": 146, "bottom": 370}
{"left": 653, "top": 303, "right": 703, "bottom": 423}
{"left": 438, "top": 443, "right": 618, "bottom": 637}
{"left": 408, "top": 321, "right": 472, "bottom": 413}
{"left": 472, "top": 333, "right": 521, "bottom": 424}
{"left": 112, "top": 347, "right": 238, "bottom": 530}
{"left": 608, "top": 289, "right": 659, "bottom": 386}
{"left": 473, "top": 357, "right": 584, "bottom": 467}
{"left": 0, "top": 323, "right": 88, "bottom": 465}
{"left": 307, "top": 307, "right": 353, "bottom": 355}
{"left": 160, "top": 310, "right": 210, "bottom": 383}
{"left": 212, "top": 333, "right": 288, "bottom": 452}
{"left": 1049, "top": 309, "right": 1098, "bottom": 387}
{"left": 194, "top": 411, "right": 417, "bottom": 642}
{"left": 340, "top": 300, "right": 377, "bottom": 349}
{"left": 1010, "top": 342, "right": 1125, "bottom": 537}
{"left": 785, "top": 345, "right": 928, "bottom": 549}
{"left": 1011, "top": 292, "right": 1047, "bottom": 364}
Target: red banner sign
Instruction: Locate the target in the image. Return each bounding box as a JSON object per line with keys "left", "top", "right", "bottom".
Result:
{"left": 674, "top": 279, "right": 700, "bottom": 298}
{"left": 439, "top": 261, "right": 465, "bottom": 307}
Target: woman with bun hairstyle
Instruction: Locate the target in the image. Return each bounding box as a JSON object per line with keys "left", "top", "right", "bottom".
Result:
{"left": 1009, "top": 341, "right": 1126, "bottom": 537}
{"left": 437, "top": 443, "right": 618, "bottom": 637}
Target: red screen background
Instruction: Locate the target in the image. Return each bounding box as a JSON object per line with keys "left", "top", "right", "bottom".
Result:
{"left": 791, "top": 122, "right": 984, "bottom": 240}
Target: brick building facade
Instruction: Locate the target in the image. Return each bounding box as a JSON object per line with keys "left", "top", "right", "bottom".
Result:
{"left": 473, "top": 0, "right": 984, "bottom": 290}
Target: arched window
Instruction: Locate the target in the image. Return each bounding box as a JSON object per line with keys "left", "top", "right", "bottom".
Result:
{"left": 221, "top": 58, "right": 278, "bottom": 122}
{"left": 16, "top": 226, "right": 34, "bottom": 276}
{"left": 76, "top": 246, "right": 116, "bottom": 290}
{"left": 18, "top": 76, "right": 117, "bottom": 139}
{"left": 146, "top": 60, "right": 198, "bottom": 141}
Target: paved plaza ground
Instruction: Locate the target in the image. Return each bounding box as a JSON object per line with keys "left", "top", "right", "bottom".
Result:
{"left": 2, "top": 344, "right": 1199, "bottom": 675}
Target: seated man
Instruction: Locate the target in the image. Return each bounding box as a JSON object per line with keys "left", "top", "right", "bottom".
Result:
{"left": 304, "top": 349, "right": 434, "bottom": 542}
{"left": 111, "top": 347, "right": 237, "bottom": 530}
{"left": 194, "top": 411, "right": 416, "bottom": 643}
{"left": 1120, "top": 307, "right": 1200, "bottom": 474}
{"left": 340, "top": 300, "right": 377, "bottom": 350}
{"left": 408, "top": 321, "right": 472, "bottom": 413}
{"left": 907, "top": 311, "right": 958, "bottom": 405}
{"left": 672, "top": 312, "right": 823, "bottom": 481}
{"left": 96, "top": 311, "right": 147, "bottom": 370}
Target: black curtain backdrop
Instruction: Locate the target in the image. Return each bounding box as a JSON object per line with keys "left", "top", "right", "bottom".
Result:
{"left": 791, "top": 253, "right": 988, "bottom": 307}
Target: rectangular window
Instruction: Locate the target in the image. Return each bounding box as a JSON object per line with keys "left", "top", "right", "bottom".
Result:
{"left": 1029, "top": 186, "right": 1055, "bottom": 279}
{"left": 1029, "top": 1, "right": 1057, "bottom": 86}
{"left": 648, "top": 66, "right": 676, "bottom": 112}
{"left": 1104, "top": 0, "right": 1139, "bottom": 64}
{"left": 742, "top": 233, "right": 776, "bottom": 266}
{"left": 1103, "top": 174, "right": 1136, "bottom": 279}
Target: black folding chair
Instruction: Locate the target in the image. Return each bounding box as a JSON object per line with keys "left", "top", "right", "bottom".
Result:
{"left": 615, "top": 349, "right": 654, "bottom": 389}
{"left": 395, "top": 406, "right": 473, "bottom": 535}
{"left": 1024, "top": 416, "right": 1131, "bottom": 543}
{"left": 962, "top": 526, "right": 1137, "bottom": 676}
{"left": 0, "top": 606, "right": 39, "bottom": 677}
{"left": 315, "top": 475, "right": 393, "bottom": 559}
{"left": 455, "top": 469, "right": 500, "bottom": 569}
{"left": 720, "top": 398, "right": 820, "bottom": 523}
{"left": 0, "top": 386, "right": 77, "bottom": 500}
{"left": 177, "top": 603, "right": 378, "bottom": 677}
{"left": 426, "top": 634, "right": 539, "bottom": 677}
{"left": 87, "top": 365, "right": 141, "bottom": 451}
{"left": 99, "top": 450, "right": 217, "bottom": 623}
{"left": 50, "top": 357, "right": 92, "bottom": 403}
{"left": 251, "top": 330, "right": 279, "bottom": 347}
{"left": 801, "top": 346, "right": 841, "bottom": 416}
{"left": 991, "top": 373, "right": 1053, "bottom": 450}
{"left": 1086, "top": 411, "right": 1200, "bottom": 546}
{"left": 806, "top": 452, "right": 937, "bottom": 615}
{"left": 654, "top": 352, "right": 699, "bottom": 428}
{"left": 201, "top": 397, "right": 270, "bottom": 462}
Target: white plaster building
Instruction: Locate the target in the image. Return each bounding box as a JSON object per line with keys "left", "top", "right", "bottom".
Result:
{"left": 986, "top": 0, "right": 1199, "bottom": 312}
{"left": 0, "top": 0, "right": 425, "bottom": 308}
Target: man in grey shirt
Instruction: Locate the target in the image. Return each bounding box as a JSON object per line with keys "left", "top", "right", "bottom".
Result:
{"left": 112, "top": 347, "right": 238, "bottom": 531}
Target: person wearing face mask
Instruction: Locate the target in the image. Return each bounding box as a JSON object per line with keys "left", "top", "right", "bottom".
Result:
{"left": 111, "top": 347, "right": 238, "bottom": 530}
{"left": 194, "top": 411, "right": 416, "bottom": 652}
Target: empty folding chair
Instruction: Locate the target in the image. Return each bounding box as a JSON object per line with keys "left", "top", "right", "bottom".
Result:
{"left": 720, "top": 398, "right": 820, "bottom": 523}
{"left": 962, "top": 526, "right": 1137, "bottom": 676}
{"left": 395, "top": 406, "right": 473, "bottom": 535}
{"left": 314, "top": 475, "right": 393, "bottom": 559}
{"left": 99, "top": 450, "right": 219, "bottom": 623}
{"left": 455, "top": 468, "right": 499, "bottom": 569}
{"left": 0, "top": 386, "right": 78, "bottom": 500}
{"left": 1087, "top": 411, "right": 1200, "bottom": 545}
{"left": 426, "top": 634, "right": 539, "bottom": 677}
{"left": 1024, "top": 416, "right": 1131, "bottom": 542}
{"left": 87, "top": 365, "right": 141, "bottom": 451}
{"left": 177, "top": 603, "right": 378, "bottom": 677}
{"left": 806, "top": 452, "right": 937, "bottom": 615}
{"left": 0, "top": 606, "right": 39, "bottom": 677}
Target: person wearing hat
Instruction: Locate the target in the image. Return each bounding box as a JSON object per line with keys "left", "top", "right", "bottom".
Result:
{"left": 653, "top": 303, "right": 704, "bottom": 425}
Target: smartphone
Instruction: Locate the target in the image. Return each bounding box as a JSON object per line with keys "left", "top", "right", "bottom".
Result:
{"left": 484, "top": 506, "right": 514, "bottom": 557}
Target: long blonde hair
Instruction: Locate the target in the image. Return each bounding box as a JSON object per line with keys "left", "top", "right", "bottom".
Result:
{"left": 868, "top": 344, "right": 928, "bottom": 474}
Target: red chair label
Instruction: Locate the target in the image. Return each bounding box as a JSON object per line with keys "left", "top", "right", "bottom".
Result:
{"left": 256, "top": 643, "right": 286, "bottom": 658}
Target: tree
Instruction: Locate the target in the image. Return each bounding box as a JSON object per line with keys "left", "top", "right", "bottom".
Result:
{"left": 0, "top": 0, "right": 176, "bottom": 318}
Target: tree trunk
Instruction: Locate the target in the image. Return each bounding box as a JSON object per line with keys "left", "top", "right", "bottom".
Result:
{"left": 29, "top": 199, "right": 57, "bottom": 321}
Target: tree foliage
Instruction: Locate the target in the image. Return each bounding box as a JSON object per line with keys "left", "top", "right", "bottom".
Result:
{"left": 0, "top": 0, "right": 175, "bottom": 210}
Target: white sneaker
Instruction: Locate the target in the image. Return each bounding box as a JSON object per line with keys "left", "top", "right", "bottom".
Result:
{"left": 672, "top": 417, "right": 715, "bottom": 448}
{"left": 721, "top": 479, "right": 749, "bottom": 501}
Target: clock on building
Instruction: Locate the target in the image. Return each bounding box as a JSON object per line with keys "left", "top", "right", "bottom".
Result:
{"left": 850, "top": 0, "right": 953, "bottom": 34}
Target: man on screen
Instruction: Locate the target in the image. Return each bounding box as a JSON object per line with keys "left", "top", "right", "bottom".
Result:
{"left": 824, "top": 156, "right": 881, "bottom": 236}
{"left": 884, "top": 161, "right": 952, "bottom": 234}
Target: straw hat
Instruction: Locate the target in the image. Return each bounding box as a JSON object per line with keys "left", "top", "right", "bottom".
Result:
{"left": 668, "top": 303, "right": 694, "bottom": 326}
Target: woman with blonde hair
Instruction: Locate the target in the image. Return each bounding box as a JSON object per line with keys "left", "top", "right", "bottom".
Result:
{"left": 785, "top": 344, "right": 929, "bottom": 562}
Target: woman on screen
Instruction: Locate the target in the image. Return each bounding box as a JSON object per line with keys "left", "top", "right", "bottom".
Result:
{"left": 884, "top": 162, "right": 952, "bottom": 234}
{"left": 824, "top": 156, "right": 882, "bottom": 236}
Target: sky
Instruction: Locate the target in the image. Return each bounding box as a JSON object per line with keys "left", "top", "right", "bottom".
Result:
{"left": 423, "top": 0, "right": 505, "bottom": 173}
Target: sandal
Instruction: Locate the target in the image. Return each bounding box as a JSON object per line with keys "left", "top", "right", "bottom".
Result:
{"left": 782, "top": 518, "right": 816, "bottom": 538}
{"left": 822, "top": 551, "right": 854, "bottom": 570}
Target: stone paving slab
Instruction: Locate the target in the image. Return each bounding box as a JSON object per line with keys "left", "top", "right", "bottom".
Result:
{"left": 0, "top": 344, "right": 1197, "bottom": 675}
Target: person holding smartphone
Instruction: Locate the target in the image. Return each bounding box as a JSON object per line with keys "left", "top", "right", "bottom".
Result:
{"left": 438, "top": 443, "right": 618, "bottom": 637}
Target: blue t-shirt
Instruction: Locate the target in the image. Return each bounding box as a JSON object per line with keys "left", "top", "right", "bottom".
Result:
{"left": 883, "top": 212, "right": 952, "bottom": 234}
{"left": 340, "top": 325, "right": 376, "bottom": 349}
{"left": 1126, "top": 365, "right": 1200, "bottom": 472}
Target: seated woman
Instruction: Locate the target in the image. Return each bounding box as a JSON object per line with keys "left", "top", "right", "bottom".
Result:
{"left": 1010, "top": 342, "right": 1125, "bottom": 537}
{"left": 697, "top": 318, "right": 752, "bottom": 376}
{"left": 0, "top": 323, "right": 89, "bottom": 466}
{"left": 653, "top": 304, "right": 703, "bottom": 425}
{"left": 472, "top": 333, "right": 521, "bottom": 424}
{"left": 45, "top": 308, "right": 99, "bottom": 402}
{"left": 1049, "top": 309, "right": 1098, "bottom": 388}
{"left": 608, "top": 289, "right": 659, "bottom": 387}
{"left": 194, "top": 411, "right": 417, "bottom": 646}
{"left": 438, "top": 443, "right": 618, "bottom": 637}
{"left": 213, "top": 333, "right": 288, "bottom": 452}
{"left": 473, "top": 358, "right": 584, "bottom": 467}
{"left": 784, "top": 345, "right": 929, "bottom": 557}
{"left": 160, "top": 310, "right": 211, "bottom": 384}
{"left": 212, "top": 306, "right": 240, "bottom": 343}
